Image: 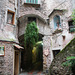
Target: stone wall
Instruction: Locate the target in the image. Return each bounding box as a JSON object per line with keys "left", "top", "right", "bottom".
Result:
{"left": 0, "top": 0, "right": 18, "bottom": 42}
{"left": 48, "top": 38, "right": 75, "bottom": 75}
{"left": 0, "top": 0, "right": 6, "bottom": 29}
{"left": 18, "top": 0, "right": 75, "bottom": 73}
{"left": 43, "top": 36, "right": 51, "bottom": 73}
{"left": 18, "top": 16, "right": 51, "bottom": 37}
{"left": 0, "top": 42, "right": 14, "bottom": 75}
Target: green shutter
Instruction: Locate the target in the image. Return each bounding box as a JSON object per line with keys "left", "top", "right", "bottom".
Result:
{"left": 26, "top": 0, "right": 38, "bottom": 4}
{"left": 31, "top": 0, "right": 33, "bottom": 3}
{"left": 70, "top": 28, "right": 75, "bottom": 32}
{"left": 29, "top": 0, "right": 30, "bottom": 3}
{"left": 0, "top": 47, "right": 1, "bottom": 50}
{"left": 32, "top": 0, "right": 35, "bottom": 4}
{"left": 26, "top": 0, "right": 30, "bottom": 3}
{"left": 26, "top": 0, "right": 28, "bottom": 3}
{"left": 36, "top": 0, "right": 38, "bottom": 4}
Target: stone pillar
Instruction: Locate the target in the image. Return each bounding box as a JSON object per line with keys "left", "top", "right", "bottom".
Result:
{"left": 43, "top": 36, "right": 51, "bottom": 74}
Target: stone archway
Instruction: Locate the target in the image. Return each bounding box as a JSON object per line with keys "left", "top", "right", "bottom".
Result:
{"left": 18, "top": 12, "right": 51, "bottom": 73}
{"left": 18, "top": 13, "right": 45, "bottom": 72}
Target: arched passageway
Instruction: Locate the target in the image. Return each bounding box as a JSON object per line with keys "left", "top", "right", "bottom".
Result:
{"left": 19, "top": 33, "right": 43, "bottom": 72}
{"left": 18, "top": 12, "right": 47, "bottom": 73}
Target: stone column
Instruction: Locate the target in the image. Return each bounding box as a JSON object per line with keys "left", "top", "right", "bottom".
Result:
{"left": 43, "top": 36, "right": 51, "bottom": 74}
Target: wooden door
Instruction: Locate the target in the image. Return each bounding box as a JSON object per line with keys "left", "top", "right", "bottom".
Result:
{"left": 14, "top": 51, "right": 19, "bottom": 75}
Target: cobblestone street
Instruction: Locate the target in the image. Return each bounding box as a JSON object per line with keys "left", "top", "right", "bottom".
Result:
{"left": 20, "top": 71, "right": 45, "bottom": 75}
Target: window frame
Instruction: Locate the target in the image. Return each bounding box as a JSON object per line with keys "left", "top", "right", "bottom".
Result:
{"left": 52, "top": 50, "right": 60, "bottom": 58}
{"left": 0, "top": 46, "right": 5, "bottom": 56}
{"left": 53, "top": 15, "right": 61, "bottom": 30}
{"left": 28, "top": 17, "right": 36, "bottom": 24}
{"left": 7, "top": 10, "right": 15, "bottom": 25}
{"left": 68, "top": 20, "right": 75, "bottom": 33}
{"left": 25, "top": 0, "right": 39, "bottom": 4}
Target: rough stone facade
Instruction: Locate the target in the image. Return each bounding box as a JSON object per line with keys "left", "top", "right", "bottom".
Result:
{"left": 0, "top": 0, "right": 18, "bottom": 42}
{"left": 0, "top": 0, "right": 19, "bottom": 75}
{"left": 0, "top": 42, "right": 14, "bottom": 75}
{"left": 49, "top": 38, "right": 75, "bottom": 75}
{"left": 18, "top": 0, "right": 75, "bottom": 73}
{"left": 0, "top": 0, "right": 75, "bottom": 74}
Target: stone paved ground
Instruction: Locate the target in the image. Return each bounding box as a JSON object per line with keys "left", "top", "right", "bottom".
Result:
{"left": 20, "top": 71, "right": 45, "bottom": 75}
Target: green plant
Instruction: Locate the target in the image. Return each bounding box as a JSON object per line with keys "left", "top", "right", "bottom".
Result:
{"left": 24, "top": 21, "right": 39, "bottom": 49}
{"left": 62, "top": 56, "right": 75, "bottom": 74}
{"left": 72, "top": 9, "right": 75, "bottom": 25}
{"left": 24, "top": 21, "right": 39, "bottom": 70}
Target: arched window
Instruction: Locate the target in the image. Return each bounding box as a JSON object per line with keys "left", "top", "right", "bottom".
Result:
{"left": 54, "top": 15, "right": 61, "bottom": 30}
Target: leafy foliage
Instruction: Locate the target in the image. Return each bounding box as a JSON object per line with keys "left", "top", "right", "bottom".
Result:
{"left": 32, "top": 41, "right": 43, "bottom": 70}
{"left": 24, "top": 21, "right": 39, "bottom": 70}
{"left": 62, "top": 56, "right": 75, "bottom": 74}
{"left": 24, "top": 21, "right": 39, "bottom": 49}
{"left": 72, "top": 9, "right": 75, "bottom": 25}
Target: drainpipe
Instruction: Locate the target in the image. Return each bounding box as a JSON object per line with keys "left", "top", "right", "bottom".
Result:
{"left": 15, "top": 0, "right": 17, "bottom": 24}
{"left": 0, "top": 14, "right": 1, "bottom": 29}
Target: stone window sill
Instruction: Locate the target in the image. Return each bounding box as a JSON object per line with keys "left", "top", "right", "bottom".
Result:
{"left": 53, "top": 29, "right": 63, "bottom": 34}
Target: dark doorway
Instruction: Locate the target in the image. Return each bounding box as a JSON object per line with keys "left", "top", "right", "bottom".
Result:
{"left": 14, "top": 51, "right": 20, "bottom": 75}
{"left": 53, "top": 50, "right": 60, "bottom": 58}
{"left": 20, "top": 34, "right": 43, "bottom": 72}
{"left": 32, "top": 41, "right": 43, "bottom": 71}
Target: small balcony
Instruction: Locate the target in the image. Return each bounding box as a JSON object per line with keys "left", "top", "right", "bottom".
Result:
{"left": 69, "top": 26, "right": 75, "bottom": 32}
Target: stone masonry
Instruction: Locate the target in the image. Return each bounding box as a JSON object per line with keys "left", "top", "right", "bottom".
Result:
{"left": 0, "top": 0, "right": 19, "bottom": 75}
{"left": 18, "top": 0, "right": 75, "bottom": 73}
{"left": 0, "top": 42, "right": 14, "bottom": 75}
{"left": 0, "top": 0, "right": 75, "bottom": 75}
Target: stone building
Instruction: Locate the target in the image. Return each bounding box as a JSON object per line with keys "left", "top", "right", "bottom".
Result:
{"left": 0, "top": 0, "right": 75, "bottom": 75}
{"left": 0, "top": 0, "right": 23, "bottom": 75}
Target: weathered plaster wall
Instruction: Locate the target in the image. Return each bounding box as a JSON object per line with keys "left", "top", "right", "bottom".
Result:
{"left": 52, "top": 33, "right": 63, "bottom": 49}
{"left": 0, "top": 0, "right": 6, "bottom": 29}
{"left": 43, "top": 36, "right": 51, "bottom": 73}
{"left": 48, "top": 38, "right": 75, "bottom": 75}
{"left": 18, "top": 0, "right": 75, "bottom": 73}
{"left": 18, "top": 16, "right": 51, "bottom": 37}
{"left": 0, "top": 0, "right": 18, "bottom": 42}
{"left": 18, "top": 16, "right": 27, "bottom": 37}
{"left": 19, "top": 4, "right": 47, "bottom": 20}
{"left": 48, "top": 8, "right": 75, "bottom": 62}
{"left": 0, "top": 42, "right": 14, "bottom": 75}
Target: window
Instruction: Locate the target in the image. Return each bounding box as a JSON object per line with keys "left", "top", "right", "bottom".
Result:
{"left": 54, "top": 15, "right": 61, "bottom": 30}
{"left": 68, "top": 20, "right": 75, "bottom": 32}
{"left": 62, "top": 36, "right": 65, "bottom": 41}
{"left": 0, "top": 46, "right": 5, "bottom": 56}
{"left": 28, "top": 17, "right": 36, "bottom": 24}
{"left": 7, "top": 10, "right": 15, "bottom": 25}
{"left": 26, "top": 0, "right": 38, "bottom": 4}
{"left": 53, "top": 50, "right": 60, "bottom": 58}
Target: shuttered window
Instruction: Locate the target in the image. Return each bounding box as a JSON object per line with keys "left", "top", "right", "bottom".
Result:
{"left": 0, "top": 46, "right": 5, "bottom": 56}
{"left": 26, "top": 0, "right": 38, "bottom": 4}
